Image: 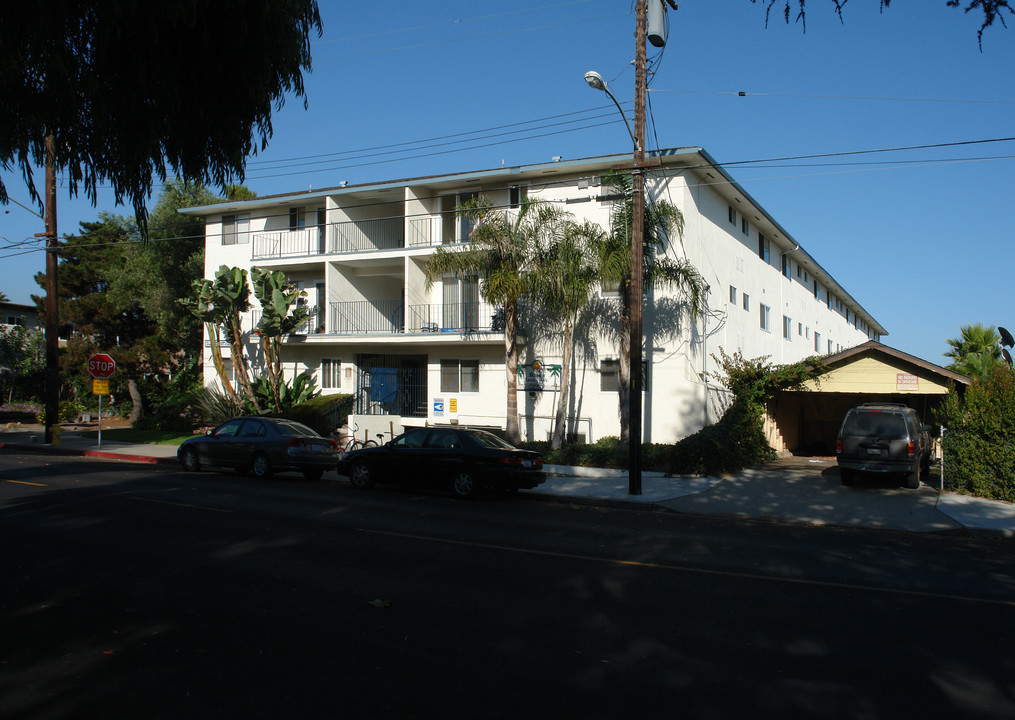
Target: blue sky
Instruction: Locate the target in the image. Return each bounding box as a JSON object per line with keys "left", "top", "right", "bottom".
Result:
{"left": 1, "top": 0, "right": 1012, "bottom": 365}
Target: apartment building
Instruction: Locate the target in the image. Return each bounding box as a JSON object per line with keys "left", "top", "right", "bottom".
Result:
{"left": 182, "top": 147, "right": 883, "bottom": 443}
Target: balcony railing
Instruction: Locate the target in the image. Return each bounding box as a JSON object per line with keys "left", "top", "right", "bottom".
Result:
{"left": 251, "top": 227, "right": 321, "bottom": 259}
{"left": 330, "top": 300, "right": 404, "bottom": 335}
{"left": 409, "top": 302, "right": 503, "bottom": 334}
{"left": 252, "top": 218, "right": 406, "bottom": 259}
{"left": 250, "top": 308, "right": 319, "bottom": 337}
{"left": 247, "top": 300, "right": 503, "bottom": 338}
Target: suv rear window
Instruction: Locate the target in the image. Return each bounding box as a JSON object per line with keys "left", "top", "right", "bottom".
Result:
{"left": 844, "top": 411, "right": 908, "bottom": 439}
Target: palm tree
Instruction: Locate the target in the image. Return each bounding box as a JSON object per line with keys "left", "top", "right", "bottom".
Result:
{"left": 530, "top": 218, "right": 601, "bottom": 449}
{"left": 945, "top": 323, "right": 1001, "bottom": 381}
{"left": 593, "top": 172, "right": 708, "bottom": 448}
{"left": 425, "top": 196, "right": 565, "bottom": 444}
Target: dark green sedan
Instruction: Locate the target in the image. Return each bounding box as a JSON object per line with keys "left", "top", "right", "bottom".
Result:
{"left": 178, "top": 416, "right": 339, "bottom": 480}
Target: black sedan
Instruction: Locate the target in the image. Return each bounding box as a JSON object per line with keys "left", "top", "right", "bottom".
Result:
{"left": 336, "top": 426, "right": 546, "bottom": 498}
{"left": 178, "top": 416, "right": 339, "bottom": 480}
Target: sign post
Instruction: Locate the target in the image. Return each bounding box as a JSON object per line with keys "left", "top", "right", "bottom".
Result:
{"left": 87, "top": 353, "right": 115, "bottom": 449}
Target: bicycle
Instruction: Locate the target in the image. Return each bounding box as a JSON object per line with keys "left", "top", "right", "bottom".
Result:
{"left": 334, "top": 425, "right": 383, "bottom": 451}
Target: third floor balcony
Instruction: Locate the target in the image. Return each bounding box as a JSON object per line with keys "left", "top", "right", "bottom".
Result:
{"left": 251, "top": 216, "right": 462, "bottom": 260}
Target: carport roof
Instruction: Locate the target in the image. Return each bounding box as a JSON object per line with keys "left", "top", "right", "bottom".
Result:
{"left": 821, "top": 341, "right": 971, "bottom": 386}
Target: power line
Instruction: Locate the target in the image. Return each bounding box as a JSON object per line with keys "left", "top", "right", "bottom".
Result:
{"left": 650, "top": 88, "right": 1015, "bottom": 105}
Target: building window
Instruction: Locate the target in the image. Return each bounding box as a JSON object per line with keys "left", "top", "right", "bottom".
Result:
{"left": 783, "top": 316, "right": 792, "bottom": 340}
{"left": 222, "top": 214, "right": 249, "bottom": 245}
{"left": 828, "top": 339, "right": 834, "bottom": 354}
{"left": 798, "top": 322, "right": 803, "bottom": 336}
{"left": 814, "top": 332, "right": 821, "bottom": 352}
{"left": 729, "top": 286, "right": 737, "bottom": 304}
{"left": 440, "top": 359, "right": 479, "bottom": 393}
{"left": 509, "top": 185, "right": 523, "bottom": 209}
{"left": 600, "top": 359, "right": 648, "bottom": 393}
{"left": 741, "top": 217, "right": 749, "bottom": 235}
{"left": 321, "top": 358, "right": 341, "bottom": 389}
{"left": 758, "top": 234, "right": 770, "bottom": 263}
{"left": 728, "top": 206, "right": 736, "bottom": 225}
{"left": 289, "top": 207, "right": 306, "bottom": 231}
{"left": 782, "top": 253, "right": 791, "bottom": 279}
{"left": 742, "top": 293, "right": 750, "bottom": 312}
{"left": 814, "top": 280, "right": 819, "bottom": 299}
{"left": 760, "top": 304, "right": 771, "bottom": 332}
{"left": 827, "top": 292, "right": 832, "bottom": 310}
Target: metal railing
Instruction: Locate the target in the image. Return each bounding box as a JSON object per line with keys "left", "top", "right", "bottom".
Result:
{"left": 330, "top": 218, "right": 404, "bottom": 253}
{"left": 251, "top": 228, "right": 320, "bottom": 258}
{"left": 251, "top": 218, "right": 405, "bottom": 259}
{"left": 250, "top": 307, "right": 319, "bottom": 336}
{"left": 330, "top": 300, "right": 404, "bottom": 335}
{"left": 409, "top": 302, "right": 503, "bottom": 334}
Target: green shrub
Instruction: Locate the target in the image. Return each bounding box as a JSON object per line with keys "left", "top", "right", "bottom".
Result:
{"left": 662, "top": 399, "right": 776, "bottom": 476}
{"left": 35, "top": 400, "right": 84, "bottom": 424}
{"left": 132, "top": 364, "right": 203, "bottom": 431}
{"left": 194, "top": 387, "right": 247, "bottom": 426}
{"left": 935, "top": 367, "right": 1015, "bottom": 501}
{"left": 281, "top": 393, "right": 353, "bottom": 436}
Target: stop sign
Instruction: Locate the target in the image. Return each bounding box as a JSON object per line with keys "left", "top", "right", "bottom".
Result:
{"left": 87, "top": 353, "right": 116, "bottom": 379}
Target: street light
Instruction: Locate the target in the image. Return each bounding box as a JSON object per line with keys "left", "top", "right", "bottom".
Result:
{"left": 583, "top": 71, "right": 639, "bottom": 151}
{"left": 584, "top": 3, "right": 648, "bottom": 497}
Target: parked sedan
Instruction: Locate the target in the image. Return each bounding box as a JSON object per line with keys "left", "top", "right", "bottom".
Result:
{"left": 337, "top": 426, "right": 546, "bottom": 498}
{"left": 178, "top": 416, "right": 339, "bottom": 480}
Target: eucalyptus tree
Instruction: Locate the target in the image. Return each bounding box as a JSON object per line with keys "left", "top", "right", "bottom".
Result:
{"left": 592, "top": 172, "right": 708, "bottom": 448}
{"left": 425, "top": 197, "right": 567, "bottom": 444}
{"left": 250, "top": 267, "right": 310, "bottom": 414}
{"left": 754, "top": 0, "right": 1011, "bottom": 46}
{"left": 0, "top": 2, "right": 321, "bottom": 232}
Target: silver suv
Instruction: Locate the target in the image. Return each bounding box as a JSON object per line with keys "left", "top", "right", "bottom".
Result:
{"left": 835, "top": 403, "right": 931, "bottom": 489}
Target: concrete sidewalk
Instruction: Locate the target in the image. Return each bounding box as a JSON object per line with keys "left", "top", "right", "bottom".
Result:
{"left": 2, "top": 424, "right": 1013, "bottom": 537}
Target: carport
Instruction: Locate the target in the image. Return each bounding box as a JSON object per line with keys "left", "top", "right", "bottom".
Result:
{"left": 765, "top": 341, "right": 970, "bottom": 456}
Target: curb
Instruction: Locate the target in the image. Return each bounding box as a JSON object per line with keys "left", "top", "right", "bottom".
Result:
{"left": 0, "top": 441, "right": 177, "bottom": 466}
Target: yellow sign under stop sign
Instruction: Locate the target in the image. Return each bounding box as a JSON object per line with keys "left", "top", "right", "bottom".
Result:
{"left": 92, "top": 378, "right": 110, "bottom": 395}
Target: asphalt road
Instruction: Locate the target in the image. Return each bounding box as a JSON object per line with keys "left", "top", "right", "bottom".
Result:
{"left": 2, "top": 452, "right": 1014, "bottom": 720}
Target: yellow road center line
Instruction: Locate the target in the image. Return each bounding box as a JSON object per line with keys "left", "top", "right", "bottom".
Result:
{"left": 361, "top": 528, "right": 1015, "bottom": 608}
{"left": 128, "top": 496, "right": 233, "bottom": 513}
{"left": 7, "top": 480, "right": 47, "bottom": 487}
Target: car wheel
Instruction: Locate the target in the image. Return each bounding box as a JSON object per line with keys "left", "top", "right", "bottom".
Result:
{"left": 251, "top": 453, "right": 273, "bottom": 480}
{"left": 452, "top": 471, "right": 478, "bottom": 498}
{"left": 180, "top": 447, "right": 200, "bottom": 472}
{"left": 303, "top": 468, "right": 324, "bottom": 481}
{"left": 904, "top": 466, "right": 921, "bottom": 489}
{"left": 349, "top": 462, "right": 374, "bottom": 489}
{"left": 840, "top": 468, "right": 854, "bottom": 486}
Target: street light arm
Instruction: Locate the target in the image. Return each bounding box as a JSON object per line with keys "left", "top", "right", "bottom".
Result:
{"left": 584, "top": 71, "right": 640, "bottom": 152}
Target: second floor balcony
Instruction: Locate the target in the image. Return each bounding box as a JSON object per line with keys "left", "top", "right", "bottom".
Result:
{"left": 324, "top": 300, "right": 503, "bottom": 337}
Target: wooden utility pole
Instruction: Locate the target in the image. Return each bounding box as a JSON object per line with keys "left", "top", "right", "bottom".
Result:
{"left": 44, "top": 134, "right": 59, "bottom": 443}
{"left": 628, "top": 0, "right": 648, "bottom": 495}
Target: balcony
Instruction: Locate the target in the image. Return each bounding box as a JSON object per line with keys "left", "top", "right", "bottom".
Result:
{"left": 244, "top": 300, "right": 503, "bottom": 338}
{"left": 315, "top": 301, "right": 503, "bottom": 336}
{"left": 251, "top": 218, "right": 412, "bottom": 260}
{"left": 408, "top": 303, "right": 503, "bottom": 334}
